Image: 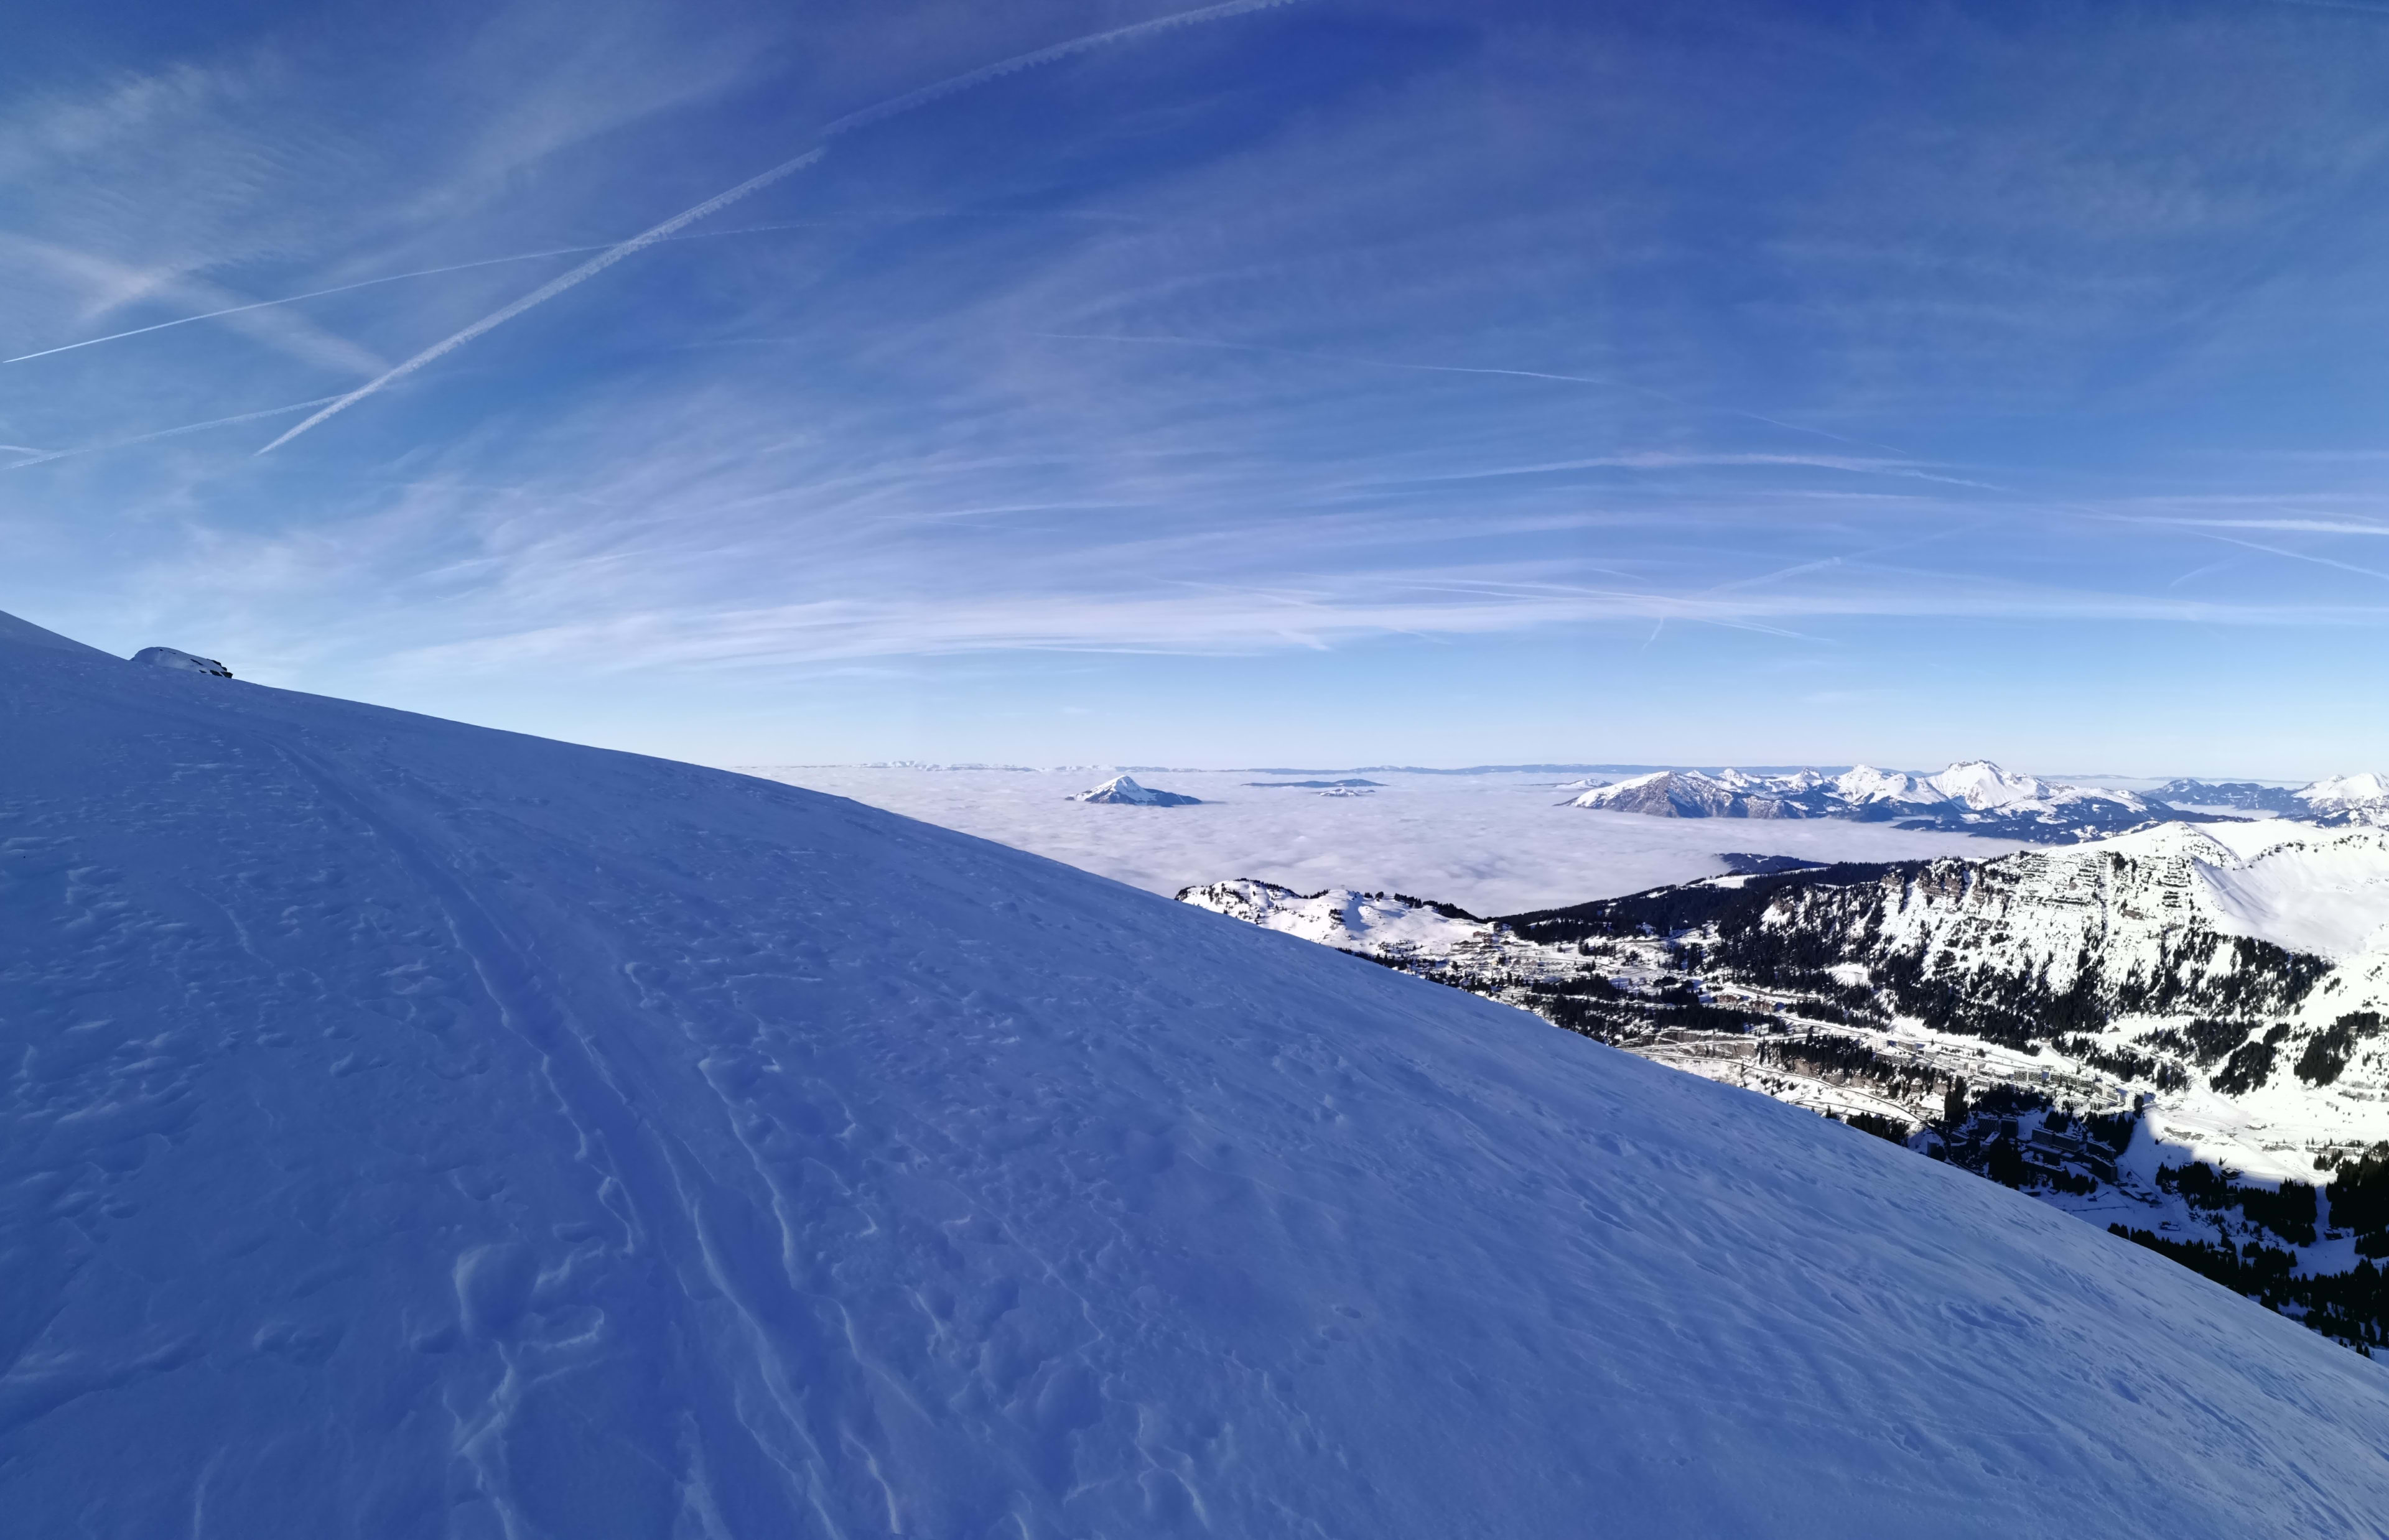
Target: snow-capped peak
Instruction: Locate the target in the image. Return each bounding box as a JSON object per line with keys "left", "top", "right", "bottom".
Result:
{"left": 1575, "top": 769, "right": 1668, "bottom": 800}
{"left": 1071, "top": 773, "right": 1201, "bottom": 806}
{"left": 1923, "top": 759, "right": 2047, "bottom": 810}
{"left": 1569, "top": 769, "right": 1796, "bottom": 819}
{"left": 2299, "top": 772, "right": 2389, "bottom": 817}
{"left": 1833, "top": 764, "right": 1932, "bottom": 804}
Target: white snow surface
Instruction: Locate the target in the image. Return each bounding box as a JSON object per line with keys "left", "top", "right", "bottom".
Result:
{"left": 1834, "top": 764, "right": 1930, "bottom": 804}
{"left": 2196, "top": 837, "right": 2389, "bottom": 960}
{"left": 759, "top": 765, "right": 2028, "bottom": 915}
{"left": 2074, "top": 821, "right": 2389, "bottom": 960}
{"left": 1176, "top": 880, "right": 1489, "bottom": 952}
{"left": 7, "top": 612, "right": 2389, "bottom": 1534}
{"left": 1567, "top": 768, "right": 1780, "bottom": 817}
{"left": 1925, "top": 758, "right": 2049, "bottom": 809}
{"left": 2301, "top": 772, "right": 2389, "bottom": 823}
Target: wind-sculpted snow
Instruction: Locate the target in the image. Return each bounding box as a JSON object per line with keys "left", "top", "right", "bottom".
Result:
{"left": 6, "top": 610, "right": 2389, "bottom": 1536}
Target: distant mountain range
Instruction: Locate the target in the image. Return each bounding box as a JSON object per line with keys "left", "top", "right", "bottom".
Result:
{"left": 1567, "top": 759, "right": 2389, "bottom": 843}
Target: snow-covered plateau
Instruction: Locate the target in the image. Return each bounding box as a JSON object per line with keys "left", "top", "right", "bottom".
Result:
{"left": 8, "top": 605, "right": 2389, "bottom": 1533}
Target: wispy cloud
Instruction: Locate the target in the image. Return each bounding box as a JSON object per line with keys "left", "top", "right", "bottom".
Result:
{"left": 14, "top": 0, "right": 2389, "bottom": 767}
{"left": 1031, "top": 331, "right": 1904, "bottom": 452}
{"left": 255, "top": 148, "right": 831, "bottom": 452}
{"left": 1382, "top": 452, "right": 2005, "bottom": 492}
{"left": 2126, "top": 516, "right": 2389, "bottom": 536}
{"left": 0, "top": 234, "right": 386, "bottom": 377}
{"left": 2194, "top": 533, "right": 2389, "bottom": 585}
{"left": 2, "top": 250, "right": 600, "bottom": 366}
{"left": 258, "top": 0, "right": 1309, "bottom": 454}
{"left": 6, "top": 395, "right": 343, "bottom": 468}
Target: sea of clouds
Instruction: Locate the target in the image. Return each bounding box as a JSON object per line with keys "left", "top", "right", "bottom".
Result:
{"left": 750, "top": 765, "right": 2033, "bottom": 915}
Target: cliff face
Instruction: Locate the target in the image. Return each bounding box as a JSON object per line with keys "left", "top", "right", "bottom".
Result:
{"left": 1715, "top": 826, "right": 2387, "bottom": 1075}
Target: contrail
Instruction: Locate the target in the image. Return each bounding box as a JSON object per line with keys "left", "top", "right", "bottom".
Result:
{"left": 258, "top": 0, "right": 1306, "bottom": 456}
{"left": 255, "top": 148, "right": 829, "bottom": 454}
{"left": 6, "top": 221, "right": 855, "bottom": 368}
{"left": 7, "top": 396, "right": 343, "bottom": 470}
{"left": 2128, "top": 516, "right": 2389, "bottom": 537}
{"left": 2, "top": 250, "right": 621, "bottom": 366}
{"left": 2199, "top": 532, "right": 2389, "bottom": 585}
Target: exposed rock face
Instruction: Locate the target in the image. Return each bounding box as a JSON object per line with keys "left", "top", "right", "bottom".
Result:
{"left": 1516, "top": 820, "right": 2389, "bottom": 1072}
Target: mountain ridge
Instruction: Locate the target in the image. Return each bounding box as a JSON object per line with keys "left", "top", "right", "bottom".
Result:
{"left": 1568, "top": 759, "right": 2389, "bottom": 842}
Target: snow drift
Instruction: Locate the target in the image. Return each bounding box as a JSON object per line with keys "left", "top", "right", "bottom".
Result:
{"left": 4, "top": 607, "right": 2388, "bottom": 1538}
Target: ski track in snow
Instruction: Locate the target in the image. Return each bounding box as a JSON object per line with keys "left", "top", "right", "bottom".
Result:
{"left": 752, "top": 765, "right": 2034, "bottom": 916}
{"left": 3, "top": 614, "right": 2389, "bottom": 1534}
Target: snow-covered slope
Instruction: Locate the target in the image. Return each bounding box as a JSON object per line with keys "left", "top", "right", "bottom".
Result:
{"left": 1569, "top": 768, "right": 1800, "bottom": 819}
{"left": 7, "top": 608, "right": 2389, "bottom": 1536}
{"left": 2301, "top": 772, "right": 2389, "bottom": 825}
{"left": 1570, "top": 759, "right": 2173, "bottom": 841}
{"left": 1176, "top": 879, "right": 1487, "bottom": 953}
{"left": 1923, "top": 759, "right": 2068, "bottom": 810}
{"left": 2189, "top": 823, "right": 2389, "bottom": 960}
{"left": 1070, "top": 772, "right": 1201, "bottom": 805}
{"left": 1835, "top": 764, "right": 1937, "bottom": 804}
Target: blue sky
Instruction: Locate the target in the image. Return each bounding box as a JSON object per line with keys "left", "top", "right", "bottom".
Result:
{"left": 6, "top": 0, "right": 2389, "bottom": 776}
